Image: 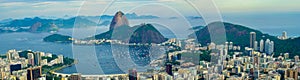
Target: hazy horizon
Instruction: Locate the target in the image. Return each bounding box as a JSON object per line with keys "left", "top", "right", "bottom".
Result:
{"left": 1, "top": 0, "right": 300, "bottom": 19}
{"left": 1, "top": 0, "right": 300, "bottom": 37}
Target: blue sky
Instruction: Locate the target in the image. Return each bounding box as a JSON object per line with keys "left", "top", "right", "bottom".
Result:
{"left": 0, "top": 0, "right": 300, "bottom": 20}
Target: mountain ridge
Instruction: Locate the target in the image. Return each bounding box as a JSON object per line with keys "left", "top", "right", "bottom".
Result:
{"left": 0, "top": 13, "right": 160, "bottom": 33}
{"left": 190, "top": 22, "right": 300, "bottom": 57}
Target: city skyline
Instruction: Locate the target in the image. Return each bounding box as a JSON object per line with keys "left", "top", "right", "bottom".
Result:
{"left": 0, "top": 0, "right": 300, "bottom": 80}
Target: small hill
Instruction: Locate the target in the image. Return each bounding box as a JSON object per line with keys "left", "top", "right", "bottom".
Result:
{"left": 43, "top": 34, "right": 72, "bottom": 43}
{"left": 129, "top": 24, "right": 167, "bottom": 44}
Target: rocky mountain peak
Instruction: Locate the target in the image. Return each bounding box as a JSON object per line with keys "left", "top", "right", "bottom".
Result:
{"left": 109, "top": 11, "right": 129, "bottom": 30}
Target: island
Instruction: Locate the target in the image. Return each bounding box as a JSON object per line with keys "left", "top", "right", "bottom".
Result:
{"left": 43, "top": 34, "right": 73, "bottom": 43}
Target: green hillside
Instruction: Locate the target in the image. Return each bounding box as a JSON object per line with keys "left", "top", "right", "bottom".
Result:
{"left": 191, "top": 22, "right": 300, "bottom": 57}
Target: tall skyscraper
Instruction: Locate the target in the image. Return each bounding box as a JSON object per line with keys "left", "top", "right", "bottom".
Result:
{"left": 259, "top": 39, "right": 264, "bottom": 52}
{"left": 166, "top": 63, "right": 173, "bottom": 76}
{"left": 269, "top": 41, "right": 274, "bottom": 54}
{"left": 6, "top": 50, "right": 17, "bottom": 62}
{"left": 294, "top": 68, "right": 299, "bottom": 80}
{"left": 58, "top": 55, "right": 64, "bottom": 64}
{"left": 253, "top": 54, "right": 260, "bottom": 66}
{"left": 166, "top": 51, "right": 169, "bottom": 62}
{"left": 295, "top": 55, "right": 299, "bottom": 62}
{"left": 6, "top": 52, "right": 12, "bottom": 62}
{"left": 229, "top": 42, "right": 233, "bottom": 50}
{"left": 225, "top": 42, "right": 228, "bottom": 50}
{"left": 250, "top": 32, "right": 256, "bottom": 48}
{"left": 129, "top": 69, "right": 137, "bottom": 80}
{"left": 34, "top": 52, "right": 41, "bottom": 66}
{"left": 28, "top": 53, "right": 35, "bottom": 66}
{"left": 219, "top": 49, "right": 224, "bottom": 65}
{"left": 265, "top": 39, "right": 271, "bottom": 55}
{"left": 176, "top": 54, "right": 181, "bottom": 60}
{"left": 27, "top": 66, "right": 42, "bottom": 80}
{"left": 224, "top": 48, "right": 228, "bottom": 57}
{"left": 11, "top": 51, "right": 19, "bottom": 60}
{"left": 254, "top": 41, "right": 258, "bottom": 51}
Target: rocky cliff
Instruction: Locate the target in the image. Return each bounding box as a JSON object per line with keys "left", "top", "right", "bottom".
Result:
{"left": 109, "top": 11, "right": 129, "bottom": 30}
{"left": 92, "top": 11, "right": 166, "bottom": 44}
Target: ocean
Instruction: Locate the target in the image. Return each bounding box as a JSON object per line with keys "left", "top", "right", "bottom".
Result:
{"left": 0, "top": 14, "right": 299, "bottom": 74}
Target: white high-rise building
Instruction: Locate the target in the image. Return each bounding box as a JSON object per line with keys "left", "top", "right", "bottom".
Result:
{"left": 269, "top": 41, "right": 274, "bottom": 54}
{"left": 27, "top": 53, "right": 35, "bottom": 65}
{"left": 295, "top": 55, "right": 299, "bottom": 62}
{"left": 6, "top": 51, "right": 12, "bottom": 62}
{"left": 58, "top": 55, "right": 64, "bottom": 64}
{"left": 12, "top": 51, "right": 19, "bottom": 60}
{"left": 259, "top": 39, "right": 264, "bottom": 52}
{"left": 229, "top": 42, "right": 233, "bottom": 50}
{"left": 224, "top": 49, "right": 228, "bottom": 56}
{"left": 250, "top": 32, "right": 256, "bottom": 48}
{"left": 284, "top": 53, "right": 289, "bottom": 59}
{"left": 264, "top": 39, "right": 270, "bottom": 53}
{"left": 225, "top": 42, "right": 229, "bottom": 50}
{"left": 219, "top": 49, "right": 224, "bottom": 64}
{"left": 6, "top": 49, "right": 18, "bottom": 61}
{"left": 264, "top": 39, "right": 274, "bottom": 55}
{"left": 254, "top": 41, "right": 258, "bottom": 51}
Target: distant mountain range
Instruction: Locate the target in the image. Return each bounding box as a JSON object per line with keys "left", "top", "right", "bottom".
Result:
{"left": 0, "top": 12, "right": 203, "bottom": 34}
{"left": 44, "top": 11, "right": 167, "bottom": 44}
{"left": 190, "top": 22, "right": 300, "bottom": 57}
{"left": 0, "top": 18, "right": 13, "bottom": 24}
{"left": 0, "top": 17, "right": 97, "bottom": 33}
{"left": 0, "top": 12, "right": 160, "bottom": 33}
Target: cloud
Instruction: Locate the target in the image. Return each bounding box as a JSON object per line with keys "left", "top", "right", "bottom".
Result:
{"left": 0, "top": 1, "right": 84, "bottom": 20}
{"left": 213, "top": 0, "right": 300, "bottom": 13}
{"left": 0, "top": 2, "right": 26, "bottom": 7}
{"left": 0, "top": 0, "right": 82, "bottom": 3}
